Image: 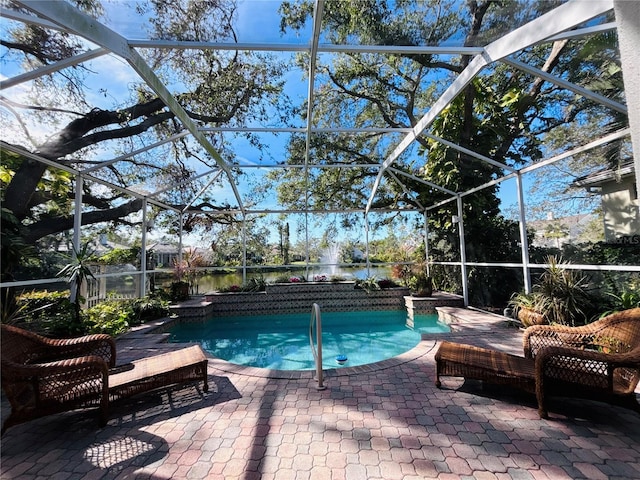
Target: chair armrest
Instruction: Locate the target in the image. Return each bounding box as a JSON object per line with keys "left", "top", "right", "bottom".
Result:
{"left": 43, "top": 335, "right": 117, "bottom": 367}
{"left": 523, "top": 324, "right": 595, "bottom": 359}
{"left": 3, "top": 356, "right": 110, "bottom": 382}
{"left": 2, "top": 356, "right": 110, "bottom": 409}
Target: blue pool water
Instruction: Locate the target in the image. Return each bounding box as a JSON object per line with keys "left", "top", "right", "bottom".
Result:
{"left": 168, "top": 310, "right": 449, "bottom": 370}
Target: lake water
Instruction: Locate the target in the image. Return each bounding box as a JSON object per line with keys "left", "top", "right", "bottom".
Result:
{"left": 183, "top": 266, "right": 394, "bottom": 293}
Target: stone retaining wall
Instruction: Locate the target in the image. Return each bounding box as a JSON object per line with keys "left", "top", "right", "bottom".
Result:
{"left": 205, "top": 282, "right": 412, "bottom": 316}
{"left": 170, "top": 282, "right": 464, "bottom": 319}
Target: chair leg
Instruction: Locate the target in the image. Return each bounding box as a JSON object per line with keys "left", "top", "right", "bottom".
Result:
{"left": 199, "top": 361, "right": 209, "bottom": 393}
{"left": 99, "top": 387, "right": 109, "bottom": 426}
{"left": 536, "top": 379, "right": 548, "bottom": 419}
{"left": 99, "top": 405, "right": 109, "bottom": 426}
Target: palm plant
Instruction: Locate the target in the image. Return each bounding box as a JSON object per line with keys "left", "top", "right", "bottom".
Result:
{"left": 535, "top": 256, "right": 593, "bottom": 326}
{"left": 57, "top": 242, "right": 96, "bottom": 329}
{"left": 510, "top": 256, "right": 594, "bottom": 327}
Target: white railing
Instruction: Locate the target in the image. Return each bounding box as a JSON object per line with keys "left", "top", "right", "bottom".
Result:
{"left": 309, "top": 303, "right": 326, "bottom": 390}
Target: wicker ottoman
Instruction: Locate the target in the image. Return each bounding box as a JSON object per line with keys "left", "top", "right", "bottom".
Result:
{"left": 435, "top": 341, "right": 536, "bottom": 393}
{"left": 109, "top": 345, "right": 209, "bottom": 403}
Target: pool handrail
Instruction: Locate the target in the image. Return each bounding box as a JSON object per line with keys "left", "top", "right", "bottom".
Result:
{"left": 309, "top": 303, "right": 327, "bottom": 390}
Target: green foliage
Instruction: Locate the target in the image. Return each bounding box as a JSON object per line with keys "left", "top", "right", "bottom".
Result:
{"left": 510, "top": 256, "right": 595, "bottom": 327}
{"left": 97, "top": 247, "right": 140, "bottom": 265}
{"left": 2, "top": 0, "right": 288, "bottom": 285}
{"left": 244, "top": 276, "right": 267, "bottom": 292}
{"left": 56, "top": 242, "right": 97, "bottom": 329}
{"left": 390, "top": 262, "right": 432, "bottom": 295}
{"left": 601, "top": 287, "right": 640, "bottom": 317}
{"left": 10, "top": 290, "right": 80, "bottom": 337}
{"left": 377, "top": 278, "right": 400, "bottom": 289}
{"left": 172, "top": 247, "right": 206, "bottom": 294}
{"left": 273, "top": 274, "right": 292, "bottom": 283}
{"left": 272, "top": 274, "right": 307, "bottom": 284}
{"left": 56, "top": 242, "right": 96, "bottom": 298}
{"left": 355, "top": 276, "right": 400, "bottom": 292}
{"left": 410, "top": 273, "right": 433, "bottom": 297}
{"left": 609, "top": 290, "right": 640, "bottom": 310}
{"left": 85, "top": 301, "right": 134, "bottom": 336}
{"left": 217, "top": 284, "right": 243, "bottom": 293}
{"left": 218, "top": 276, "right": 268, "bottom": 293}
{"left": 272, "top": 1, "right": 622, "bottom": 311}
{"left": 129, "top": 296, "right": 170, "bottom": 321}
{"left": 169, "top": 281, "right": 190, "bottom": 302}
{"left": 7, "top": 292, "right": 170, "bottom": 338}
{"left": 355, "top": 277, "right": 381, "bottom": 293}
{"left": 391, "top": 263, "right": 413, "bottom": 287}
{"left": 0, "top": 207, "right": 36, "bottom": 282}
{"left": 532, "top": 241, "right": 640, "bottom": 303}
{"left": 85, "top": 297, "right": 169, "bottom": 336}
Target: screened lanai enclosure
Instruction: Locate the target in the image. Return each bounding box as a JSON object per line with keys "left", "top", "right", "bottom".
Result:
{"left": 1, "top": 0, "right": 639, "bottom": 311}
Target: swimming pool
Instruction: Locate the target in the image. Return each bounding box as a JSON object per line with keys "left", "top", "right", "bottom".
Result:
{"left": 168, "top": 310, "right": 449, "bottom": 370}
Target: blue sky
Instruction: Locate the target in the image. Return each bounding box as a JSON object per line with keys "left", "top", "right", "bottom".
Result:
{"left": 0, "top": 0, "right": 568, "bottom": 246}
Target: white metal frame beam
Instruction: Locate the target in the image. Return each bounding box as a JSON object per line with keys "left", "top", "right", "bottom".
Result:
{"left": 1, "top": 143, "right": 177, "bottom": 211}
{"left": 423, "top": 133, "right": 516, "bottom": 173}
{"left": 502, "top": 57, "right": 627, "bottom": 114}
{"left": 83, "top": 132, "right": 190, "bottom": 173}
{"left": 0, "top": 48, "right": 108, "bottom": 90}
{"left": 16, "top": 0, "right": 246, "bottom": 215}
{"left": 1, "top": 0, "right": 631, "bottom": 305}
{"left": 301, "top": 0, "right": 325, "bottom": 270}
{"left": 365, "top": 0, "right": 615, "bottom": 213}
{"left": 129, "top": 40, "right": 485, "bottom": 56}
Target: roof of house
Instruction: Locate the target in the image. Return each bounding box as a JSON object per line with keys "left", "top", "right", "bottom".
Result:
{"left": 573, "top": 162, "right": 635, "bottom": 188}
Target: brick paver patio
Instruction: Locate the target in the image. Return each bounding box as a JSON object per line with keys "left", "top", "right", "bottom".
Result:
{"left": 2, "top": 310, "right": 639, "bottom": 479}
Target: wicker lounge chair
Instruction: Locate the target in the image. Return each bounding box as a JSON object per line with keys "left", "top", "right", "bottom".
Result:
{"left": 435, "top": 308, "right": 640, "bottom": 418}
{"left": 1, "top": 324, "right": 208, "bottom": 433}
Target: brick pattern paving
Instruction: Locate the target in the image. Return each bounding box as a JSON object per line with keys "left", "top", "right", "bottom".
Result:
{"left": 2, "top": 318, "right": 640, "bottom": 479}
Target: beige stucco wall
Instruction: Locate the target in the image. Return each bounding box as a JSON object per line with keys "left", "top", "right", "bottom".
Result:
{"left": 601, "top": 176, "right": 640, "bottom": 243}
{"left": 614, "top": 1, "right": 640, "bottom": 227}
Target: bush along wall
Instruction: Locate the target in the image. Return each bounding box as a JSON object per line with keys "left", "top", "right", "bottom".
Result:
{"left": 7, "top": 291, "right": 169, "bottom": 338}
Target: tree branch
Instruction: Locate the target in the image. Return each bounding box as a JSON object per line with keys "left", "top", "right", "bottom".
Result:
{"left": 24, "top": 199, "right": 145, "bottom": 244}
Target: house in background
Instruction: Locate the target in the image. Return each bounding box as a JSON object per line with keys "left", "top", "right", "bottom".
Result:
{"left": 574, "top": 162, "right": 639, "bottom": 244}
{"left": 528, "top": 213, "right": 597, "bottom": 248}
{"left": 150, "top": 243, "right": 181, "bottom": 268}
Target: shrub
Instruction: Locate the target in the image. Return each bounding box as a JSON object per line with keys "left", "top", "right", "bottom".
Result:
{"left": 509, "top": 256, "right": 595, "bottom": 326}
{"left": 218, "top": 284, "right": 242, "bottom": 293}
{"left": 169, "top": 281, "right": 190, "bottom": 301}
{"left": 355, "top": 277, "right": 381, "bottom": 293}
{"left": 12, "top": 290, "right": 82, "bottom": 337}
{"left": 377, "top": 278, "right": 400, "bottom": 289}
{"left": 97, "top": 247, "right": 140, "bottom": 265}
{"left": 273, "top": 274, "right": 306, "bottom": 283}
{"left": 129, "top": 297, "right": 170, "bottom": 321}
{"left": 7, "top": 292, "right": 170, "bottom": 338}
{"left": 601, "top": 285, "right": 640, "bottom": 317}
{"left": 85, "top": 301, "right": 135, "bottom": 336}
{"left": 217, "top": 276, "right": 267, "bottom": 293}
{"left": 244, "top": 276, "right": 267, "bottom": 292}
{"left": 85, "top": 297, "right": 170, "bottom": 336}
